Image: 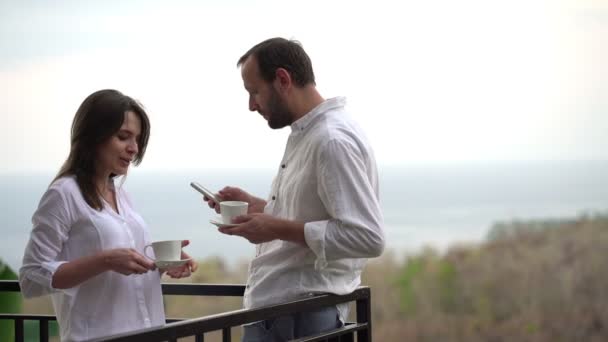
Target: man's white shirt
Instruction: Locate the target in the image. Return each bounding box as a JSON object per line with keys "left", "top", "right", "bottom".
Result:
{"left": 244, "top": 97, "right": 385, "bottom": 321}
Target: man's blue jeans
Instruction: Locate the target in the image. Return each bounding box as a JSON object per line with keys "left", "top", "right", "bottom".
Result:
{"left": 242, "top": 305, "right": 342, "bottom": 342}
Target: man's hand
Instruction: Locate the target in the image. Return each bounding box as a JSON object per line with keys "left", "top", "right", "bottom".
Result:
{"left": 203, "top": 186, "right": 267, "bottom": 214}
{"left": 218, "top": 214, "right": 306, "bottom": 245}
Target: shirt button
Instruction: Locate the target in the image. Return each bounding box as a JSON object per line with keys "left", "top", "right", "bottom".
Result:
{"left": 272, "top": 196, "right": 276, "bottom": 200}
{"left": 281, "top": 164, "right": 286, "bottom": 168}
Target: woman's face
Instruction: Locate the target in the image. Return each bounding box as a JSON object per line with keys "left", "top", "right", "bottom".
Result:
{"left": 96, "top": 110, "right": 142, "bottom": 178}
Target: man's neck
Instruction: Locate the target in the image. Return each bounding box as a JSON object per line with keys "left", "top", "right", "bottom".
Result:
{"left": 290, "top": 85, "right": 325, "bottom": 122}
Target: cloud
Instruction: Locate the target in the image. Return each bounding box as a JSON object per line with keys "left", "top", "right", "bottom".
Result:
{"left": 1, "top": 0, "right": 607, "bottom": 173}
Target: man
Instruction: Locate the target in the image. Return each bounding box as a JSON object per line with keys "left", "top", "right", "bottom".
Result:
{"left": 206, "top": 37, "right": 385, "bottom": 341}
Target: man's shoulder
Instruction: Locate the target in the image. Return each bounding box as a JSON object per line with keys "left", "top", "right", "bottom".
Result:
{"left": 316, "top": 109, "right": 367, "bottom": 142}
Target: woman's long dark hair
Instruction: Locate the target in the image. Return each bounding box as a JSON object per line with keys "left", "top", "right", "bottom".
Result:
{"left": 54, "top": 89, "right": 150, "bottom": 210}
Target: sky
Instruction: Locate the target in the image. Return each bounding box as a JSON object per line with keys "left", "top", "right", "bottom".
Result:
{"left": 0, "top": 0, "right": 606, "bottom": 173}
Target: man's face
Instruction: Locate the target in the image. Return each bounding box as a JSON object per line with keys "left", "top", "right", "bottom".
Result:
{"left": 241, "top": 56, "right": 293, "bottom": 129}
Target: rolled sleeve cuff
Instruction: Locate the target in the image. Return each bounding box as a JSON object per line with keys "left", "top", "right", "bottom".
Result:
{"left": 41, "top": 261, "right": 80, "bottom": 297}
{"left": 304, "top": 220, "right": 329, "bottom": 270}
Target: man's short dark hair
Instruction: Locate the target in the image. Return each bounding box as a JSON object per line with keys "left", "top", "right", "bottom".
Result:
{"left": 237, "top": 37, "right": 316, "bottom": 87}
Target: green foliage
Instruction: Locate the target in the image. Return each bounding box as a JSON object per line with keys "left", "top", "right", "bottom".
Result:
{"left": 398, "top": 256, "right": 423, "bottom": 314}
{"left": 437, "top": 260, "right": 458, "bottom": 313}
{"left": 23, "top": 321, "right": 59, "bottom": 342}
{"left": 398, "top": 252, "right": 461, "bottom": 316}
{"left": 0, "top": 259, "right": 59, "bottom": 342}
{"left": 0, "top": 259, "right": 21, "bottom": 341}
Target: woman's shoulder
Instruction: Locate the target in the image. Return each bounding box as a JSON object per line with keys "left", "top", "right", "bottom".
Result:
{"left": 44, "top": 175, "right": 86, "bottom": 203}
{"left": 49, "top": 175, "right": 79, "bottom": 193}
{"left": 33, "top": 176, "right": 82, "bottom": 221}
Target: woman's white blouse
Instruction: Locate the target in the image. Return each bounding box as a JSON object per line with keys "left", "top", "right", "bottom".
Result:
{"left": 19, "top": 176, "right": 165, "bottom": 342}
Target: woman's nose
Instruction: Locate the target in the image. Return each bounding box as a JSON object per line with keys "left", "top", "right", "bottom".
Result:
{"left": 127, "top": 139, "right": 138, "bottom": 154}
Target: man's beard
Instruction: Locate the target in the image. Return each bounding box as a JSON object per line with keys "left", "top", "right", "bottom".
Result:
{"left": 266, "top": 89, "right": 294, "bottom": 129}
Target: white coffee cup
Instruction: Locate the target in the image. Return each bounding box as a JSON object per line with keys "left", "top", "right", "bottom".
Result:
{"left": 144, "top": 240, "right": 182, "bottom": 261}
{"left": 220, "top": 201, "right": 249, "bottom": 224}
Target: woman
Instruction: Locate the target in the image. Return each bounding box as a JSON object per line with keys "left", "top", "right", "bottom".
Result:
{"left": 19, "top": 89, "right": 197, "bottom": 341}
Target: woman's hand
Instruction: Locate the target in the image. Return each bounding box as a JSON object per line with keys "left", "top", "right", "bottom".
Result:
{"left": 163, "top": 240, "right": 198, "bottom": 278}
{"left": 51, "top": 248, "right": 155, "bottom": 289}
{"left": 102, "top": 248, "right": 156, "bottom": 275}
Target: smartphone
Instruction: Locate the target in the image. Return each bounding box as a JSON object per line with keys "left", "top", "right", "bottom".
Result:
{"left": 190, "top": 182, "right": 221, "bottom": 203}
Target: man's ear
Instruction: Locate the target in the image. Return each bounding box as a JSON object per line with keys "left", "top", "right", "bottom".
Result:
{"left": 274, "top": 68, "right": 291, "bottom": 91}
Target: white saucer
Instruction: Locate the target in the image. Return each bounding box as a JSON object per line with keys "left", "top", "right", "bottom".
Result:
{"left": 155, "top": 258, "right": 191, "bottom": 269}
{"left": 210, "top": 216, "right": 239, "bottom": 228}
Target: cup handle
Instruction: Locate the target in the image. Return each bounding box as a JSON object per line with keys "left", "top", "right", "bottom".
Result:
{"left": 143, "top": 244, "right": 155, "bottom": 260}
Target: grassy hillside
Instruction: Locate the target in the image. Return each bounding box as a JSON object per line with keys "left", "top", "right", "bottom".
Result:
{"left": 364, "top": 213, "right": 608, "bottom": 341}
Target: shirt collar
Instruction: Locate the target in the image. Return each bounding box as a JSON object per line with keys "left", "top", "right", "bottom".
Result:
{"left": 291, "top": 97, "right": 347, "bottom": 133}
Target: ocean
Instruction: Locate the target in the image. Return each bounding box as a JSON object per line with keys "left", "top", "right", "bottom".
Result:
{"left": 2, "top": 161, "right": 608, "bottom": 271}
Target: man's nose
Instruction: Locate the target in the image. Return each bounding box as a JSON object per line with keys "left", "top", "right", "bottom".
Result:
{"left": 249, "top": 97, "right": 259, "bottom": 112}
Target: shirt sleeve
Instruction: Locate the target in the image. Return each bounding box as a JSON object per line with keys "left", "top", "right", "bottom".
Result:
{"left": 19, "top": 187, "right": 78, "bottom": 298}
{"left": 303, "top": 137, "right": 385, "bottom": 269}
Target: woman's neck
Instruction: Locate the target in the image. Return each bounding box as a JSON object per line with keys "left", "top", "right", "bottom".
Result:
{"left": 94, "top": 172, "right": 113, "bottom": 195}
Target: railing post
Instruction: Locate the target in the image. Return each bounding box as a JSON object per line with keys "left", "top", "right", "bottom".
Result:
{"left": 356, "top": 288, "right": 372, "bottom": 342}
{"left": 222, "top": 327, "right": 231, "bottom": 342}
{"left": 40, "top": 318, "right": 49, "bottom": 342}
{"left": 15, "top": 318, "right": 24, "bottom": 342}
{"left": 338, "top": 331, "right": 353, "bottom": 342}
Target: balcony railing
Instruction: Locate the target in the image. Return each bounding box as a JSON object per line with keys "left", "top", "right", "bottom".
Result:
{"left": 0, "top": 280, "right": 372, "bottom": 342}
